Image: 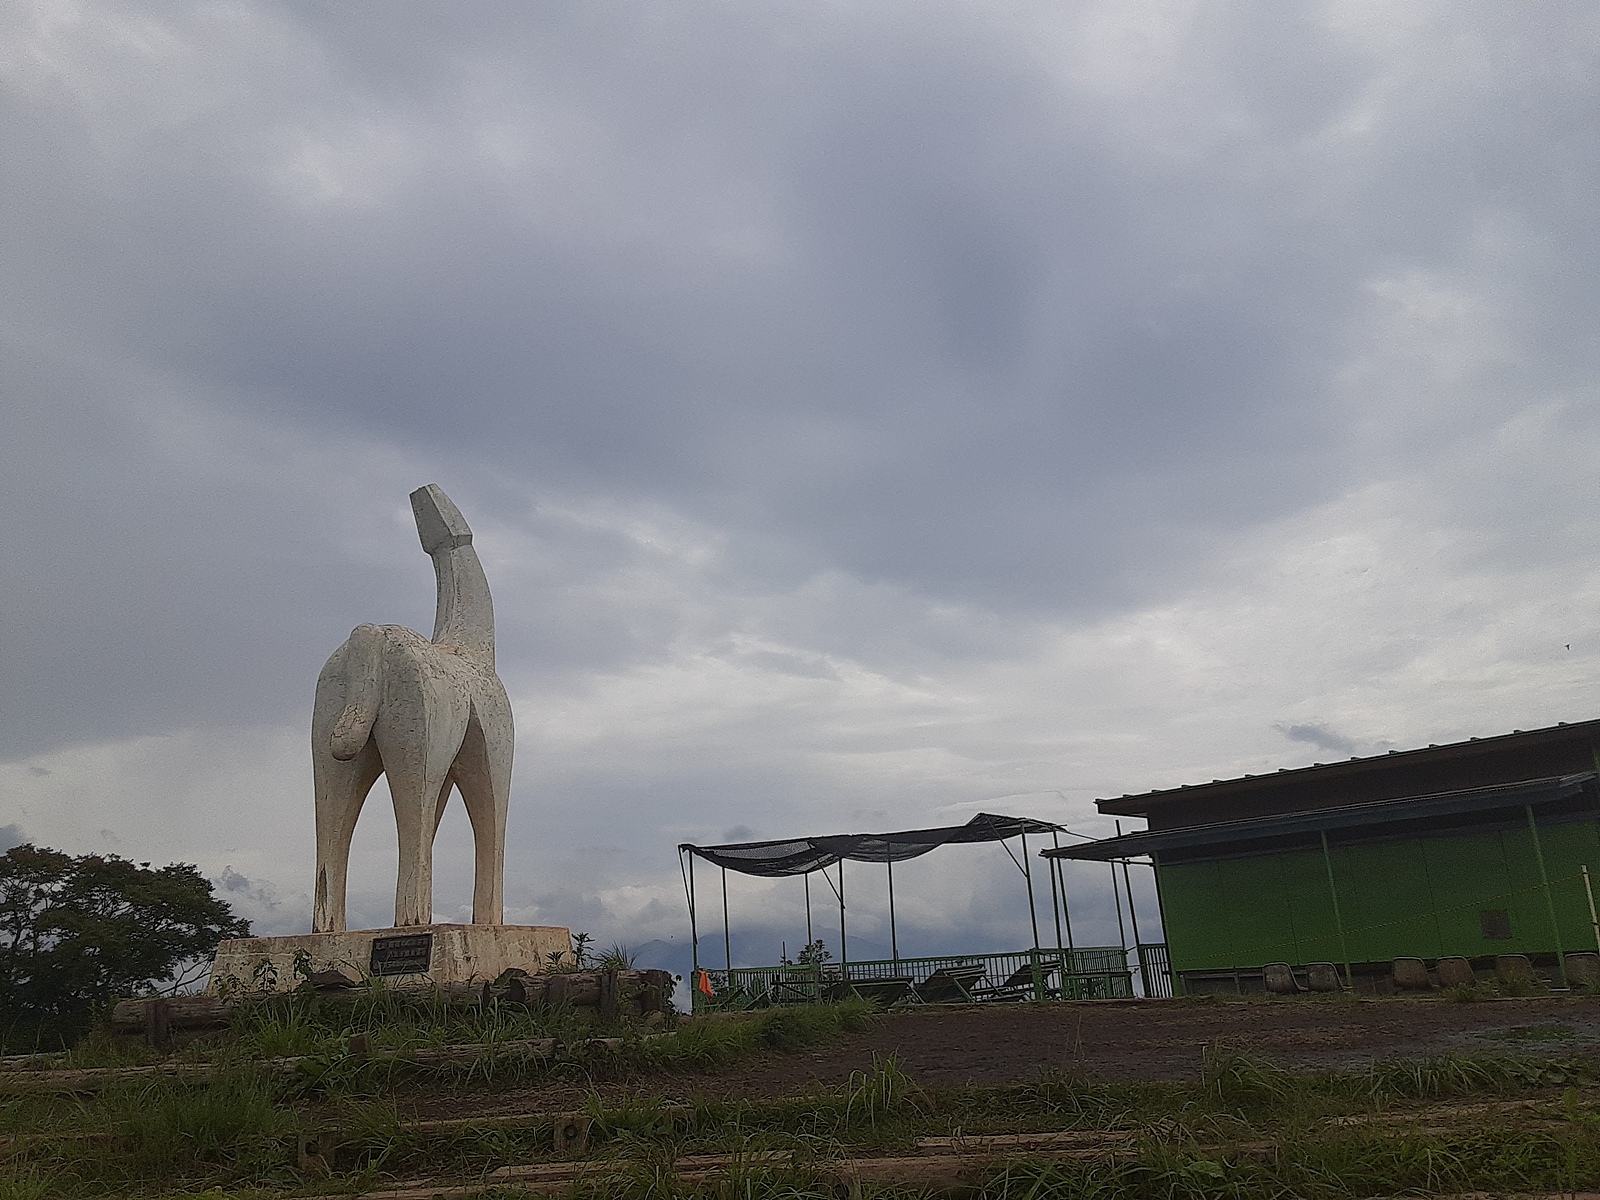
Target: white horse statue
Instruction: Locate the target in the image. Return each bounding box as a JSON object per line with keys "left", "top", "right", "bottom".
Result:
{"left": 310, "top": 485, "right": 513, "bottom": 932}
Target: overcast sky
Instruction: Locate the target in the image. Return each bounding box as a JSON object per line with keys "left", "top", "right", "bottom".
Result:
{"left": 2, "top": 2, "right": 1598, "bottom": 969}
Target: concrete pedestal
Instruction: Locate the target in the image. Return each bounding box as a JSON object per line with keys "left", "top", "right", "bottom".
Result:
{"left": 207, "top": 924, "right": 572, "bottom": 994}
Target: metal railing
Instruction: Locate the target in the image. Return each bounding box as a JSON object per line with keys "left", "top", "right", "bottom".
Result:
{"left": 1137, "top": 942, "right": 1173, "bottom": 998}
{"left": 692, "top": 946, "right": 1134, "bottom": 1013}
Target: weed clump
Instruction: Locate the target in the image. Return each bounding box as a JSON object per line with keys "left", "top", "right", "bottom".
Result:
{"left": 119, "top": 1070, "right": 292, "bottom": 1175}
{"left": 758, "top": 998, "right": 875, "bottom": 1051}
{"left": 844, "top": 1052, "right": 924, "bottom": 1128}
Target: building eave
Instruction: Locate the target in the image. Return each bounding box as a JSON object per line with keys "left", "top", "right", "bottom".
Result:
{"left": 1096, "top": 717, "right": 1600, "bottom": 820}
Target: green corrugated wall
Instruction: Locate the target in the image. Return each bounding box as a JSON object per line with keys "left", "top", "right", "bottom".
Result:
{"left": 1158, "top": 818, "right": 1600, "bottom": 972}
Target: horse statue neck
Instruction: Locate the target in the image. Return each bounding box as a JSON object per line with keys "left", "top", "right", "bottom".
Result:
{"left": 410, "top": 484, "right": 496, "bottom": 667}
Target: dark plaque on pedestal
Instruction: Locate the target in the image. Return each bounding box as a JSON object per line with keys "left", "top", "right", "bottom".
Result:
{"left": 370, "top": 932, "right": 434, "bottom": 976}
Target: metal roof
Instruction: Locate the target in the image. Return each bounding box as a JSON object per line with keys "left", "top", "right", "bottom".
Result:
{"left": 679, "top": 812, "right": 1063, "bottom": 878}
{"left": 1095, "top": 717, "right": 1600, "bottom": 818}
{"left": 1046, "top": 773, "right": 1596, "bottom": 862}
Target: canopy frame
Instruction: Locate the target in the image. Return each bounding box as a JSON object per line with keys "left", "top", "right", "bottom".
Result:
{"left": 679, "top": 812, "right": 1064, "bottom": 979}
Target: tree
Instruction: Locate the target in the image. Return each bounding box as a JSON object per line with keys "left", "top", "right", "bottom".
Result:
{"left": 0, "top": 844, "right": 250, "bottom": 1048}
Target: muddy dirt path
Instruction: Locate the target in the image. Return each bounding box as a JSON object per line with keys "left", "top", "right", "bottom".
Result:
{"left": 398, "top": 995, "right": 1600, "bottom": 1120}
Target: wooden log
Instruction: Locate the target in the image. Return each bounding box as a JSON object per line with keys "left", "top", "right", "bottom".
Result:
{"left": 110, "top": 996, "right": 231, "bottom": 1033}
{"left": 545, "top": 975, "right": 600, "bottom": 1007}
{"left": 501, "top": 973, "right": 548, "bottom": 1004}
{"left": 102, "top": 969, "right": 671, "bottom": 1032}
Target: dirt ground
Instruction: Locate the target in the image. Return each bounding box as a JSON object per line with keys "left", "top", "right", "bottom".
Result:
{"left": 397, "top": 994, "right": 1600, "bottom": 1120}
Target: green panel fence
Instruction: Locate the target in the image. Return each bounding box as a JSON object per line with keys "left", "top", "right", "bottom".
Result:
{"left": 693, "top": 946, "right": 1133, "bottom": 1013}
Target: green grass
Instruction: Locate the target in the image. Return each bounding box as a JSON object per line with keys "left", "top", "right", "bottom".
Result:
{"left": 7, "top": 991, "right": 1600, "bottom": 1198}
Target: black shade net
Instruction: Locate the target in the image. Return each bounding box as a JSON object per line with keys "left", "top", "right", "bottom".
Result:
{"left": 679, "top": 813, "right": 1064, "bottom": 878}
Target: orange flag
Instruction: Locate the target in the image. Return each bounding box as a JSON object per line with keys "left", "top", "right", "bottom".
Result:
{"left": 696, "top": 969, "right": 715, "bottom": 997}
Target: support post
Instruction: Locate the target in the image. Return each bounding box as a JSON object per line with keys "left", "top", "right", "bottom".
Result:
{"left": 1057, "top": 856, "right": 1076, "bottom": 957}
{"left": 1115, "top": 820, "right": 1147, "bottom": 996}
{"left": 804, "top": 872, "right": 814, "bottom": 948}
{"left": 1019, "top": 828, "right": 1044, "bottom": 999}
{"left": 1584, "top": 865, "right": 1600, "bottom": 957}
{"left": 1320, "top": 831, "right": 1353, "bottom": 989}
{"left": 1109, "top": 859, "right": 1129, "bottom": 996}
{"left": 1019, "top": 830, "right": 1042, "bottom": 948}
{"left": 1526, "top": 805, "right": 1568, "bottom": 987}
{"left": 1120, "top": 858, "right": 1148, "bottom": 996}
{"left": 838, "top": 860, "right": 848, "bottom": 981}
{"left": 1110, "top": 862, "right": 1128, "bottom": 955}
{"left": 721, "top": 866, "right": 732, "bottom": 974}
{"left": 1048, "top": 831, "right": 1066, "bottom": 985}
{"left": 687, "top": 851, "right": 700, "bottom": 1012}
{"left": 887, "top": 857, "right": 899, "bottom": 964}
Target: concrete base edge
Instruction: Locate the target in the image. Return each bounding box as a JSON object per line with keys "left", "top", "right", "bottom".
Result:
{"left": 207, "top": 924, "right": 573, "bottom": 994}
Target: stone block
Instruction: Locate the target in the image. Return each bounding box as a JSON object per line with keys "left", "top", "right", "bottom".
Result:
{"left": 552, "top": 1114, "right": 592, "bottom": 1153}
{"left": 1435, "top": 957, "right": 1475, "bottom": 988}
{"left": 1262, "top": 962, "right": 1299, "bottom": 994}
{"left": 1564, "top": 952, "right": 1600, "bottom": 988}
{"left": 1392, "top": 957, "right": 1431, "bottom": 990}
{"left": 207, "top": 924, "right": 572, "bottom": 995}
{"left": 1305, "top": 962, "right": 1343, "bottom": 992}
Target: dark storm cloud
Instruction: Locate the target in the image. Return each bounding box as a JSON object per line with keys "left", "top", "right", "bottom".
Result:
{"left": 1, "top": 0, "right": 1597, "bottom": 774}
{"left": 1274, "top": 721, "right": 1358, "bottom": 757}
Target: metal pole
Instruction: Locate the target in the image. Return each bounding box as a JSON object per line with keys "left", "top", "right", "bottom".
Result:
{"left": 687, "top": 853, "right": 699, "bottom": 967}
{"left": 1320, "top": 831, "right": 1353, "bottom": 989}
{"left": 687, "top": 851, "right": 700, "bottom": 1012}
{"left": 1110, "top": 862, "right": 1128, "bottom": 953}
{"left": 1120, "top": 859, "right": 1148, "bottom": 996}
{"left": 1020, "top": 830, "right": 1042, "bottom": 949}
{"left": 1584, "top": 866, "right": 1600, "bottom": 957}
{"left": 721, "top": 866, "right": 733, "bottom": 973}
{"left": 1057, "top": 856, "right": 1076, "bottom": 957}
{"left": 1019, "top": 828, "right": 1044, "bottom": 999}
{"left": 804, "top": 872, "right": 814, "bottom": 948}
{"left": 1526, "top": 805, "right": 1568, "bottom": 987}
{"left": 1048, "top": 831, "right": 1066, "bottom": 972}
{"left": 1109, "top": 858, "right": 1129, "bottom": 997}
{"left": 1115, "top": 820, "right": 1147, "bottom": 996}
{"left": 887, "top": 857, "right": 899, "bottom": 964}
{"left": 838, "top": 857, "right": 851, "bottom": 979}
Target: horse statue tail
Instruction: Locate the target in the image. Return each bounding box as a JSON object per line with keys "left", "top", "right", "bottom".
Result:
{"left": 329, "top": 622, "right": 384, "bottom": 760}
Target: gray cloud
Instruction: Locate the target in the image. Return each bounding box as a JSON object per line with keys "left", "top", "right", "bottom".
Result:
{"left": 2, "top": 2, "right": 1598, "bottom": 960}
{"left": 0, "top": 825, "right": 26, "bottom": 851}
{"left": 1274, "top": 722, "right": 1359, "bottom": 758}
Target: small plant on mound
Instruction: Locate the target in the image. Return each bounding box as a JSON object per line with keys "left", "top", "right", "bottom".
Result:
{"left": 844, "top": 1051, "right": 924, "bottom": 1129}
{"left": 570, "top": 932, "right": 593, "bottom": 967}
